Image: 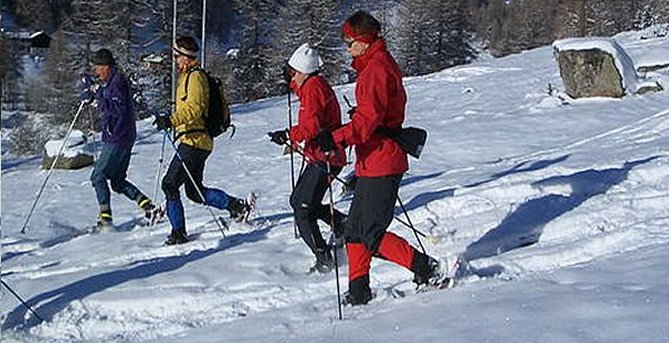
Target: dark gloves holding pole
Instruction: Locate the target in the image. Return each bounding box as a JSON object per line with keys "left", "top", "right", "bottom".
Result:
{"left": 80, "top": 74, "right": 98, "bottom": 104}
{"left": 153, "top": 115, "right": 172, "bottom": 131}
{"left": 268, "top": 129, "right": 290, "bottom": 146}
{"left": 315, "top": 131, "right": 336, "bottom": 152}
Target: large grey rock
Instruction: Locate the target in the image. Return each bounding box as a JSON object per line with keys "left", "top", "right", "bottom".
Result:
{"left": 555, "top": 48, "right": 625, "bottom": 98}
{"left": 42, "top": 130, "right": 95, "bottom": 170}
{"left": 42, "top": 152, "right": 94, "bottom": 170}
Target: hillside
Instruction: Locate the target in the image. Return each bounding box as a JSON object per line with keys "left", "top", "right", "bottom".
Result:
{"left": 2, "top": 26, "right": 669, "bottom": 343}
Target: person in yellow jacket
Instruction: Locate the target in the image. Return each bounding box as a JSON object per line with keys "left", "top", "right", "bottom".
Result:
{"left": 153, "top": 36, "right": 252, "bottom": 245}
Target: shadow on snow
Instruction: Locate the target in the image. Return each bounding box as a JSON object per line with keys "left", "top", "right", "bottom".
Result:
{"left": 1, "top": 227, "right": 272, "bottom": 332}
{"left": 462, "top": 157, "right": 659, "bottom": 275}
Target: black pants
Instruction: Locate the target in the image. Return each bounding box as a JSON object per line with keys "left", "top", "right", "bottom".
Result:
{"left": 345, "top": 175, "right": 402, "bottom": 253}
{"left": 162, "top": 144, "right": 209, "bottom": 202}
{"left": 290, "top": 162, "right": 345, "bottom": 256}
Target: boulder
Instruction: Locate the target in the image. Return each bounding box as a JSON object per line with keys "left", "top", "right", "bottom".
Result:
{"left": 42, "top": 130, "right": 95, "bottom": 170}
{"left": 552, "top": 37, "right": 661, "bottom": 98}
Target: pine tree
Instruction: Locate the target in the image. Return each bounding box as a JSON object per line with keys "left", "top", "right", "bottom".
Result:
{"left": 274, "top": 0, "right": 347, "bottom": 85}
{"left": 396, "top": 0, "right": 474, "bottom": 76}
{"left": 39, "top": 28, "right": 80, "bottom": 124}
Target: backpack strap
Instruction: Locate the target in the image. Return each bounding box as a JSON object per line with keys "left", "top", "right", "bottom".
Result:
{"left": 176, "top": 66, "right": 207, "bottom": 139}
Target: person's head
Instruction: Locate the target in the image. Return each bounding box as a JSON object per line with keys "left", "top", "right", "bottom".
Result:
{"left": 286, "top": 43, "right": 323, "bottom": 87}
{"left": 342, "top": 11, "right": 381, "bottom": 58}
{"left": 91, "top": 48, "right": 115, "bottom": 82}
{"left": 173, "top": 36, "right": 199, "bottom": 72}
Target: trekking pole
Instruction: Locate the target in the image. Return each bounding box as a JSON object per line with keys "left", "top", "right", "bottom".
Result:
{"left": 279, "top": 141, "right": 427, "bottom": 240}
{"left": 397, "top": 196, "right": 426, "bottom": 254}
{"left": 325, "top": 156, "right": 343, "bottom": 320}
{"left": 1, "top": 280, "right": 44, "bottom": 323}
{"left": 148, "top": 133, "right": 167, "bottom": 232}
{"left": 286, "top": 88, "right": 299, "bottom": 239}
{"left": 21, "top": 100, "right": 87, "bottom": 234}
{"left": 161, "top": 129, "right": 227, "bottom": 237}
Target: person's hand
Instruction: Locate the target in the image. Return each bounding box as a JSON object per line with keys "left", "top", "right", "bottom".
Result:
{"left": 268, "top": 129, "right": 290, "bottom": 146}
{"left": 315, "top": 131, "right": 335, "bottom": 152}
{"left": 347, "top": 106, "right": 356, "bottom": 119}
{"left": 153, "top": 115, "right": 172, "bottom": 131}
{"left": 80, "top": 87, "right": 95, "bottom": 104}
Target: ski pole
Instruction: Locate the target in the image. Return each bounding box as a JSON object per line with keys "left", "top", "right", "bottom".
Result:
{"left": 287, "top": 87, "right": 299, "bottom": 239}
{"left": 21, "top": 100, "right": 87, "bottom": 234}
{"left": 161, "top": 129, "right": 227, "bottom": 236}
{"left": 277, "top": 141, "right": 427, "bottom": 240}
{"left": 1, "top": 280, "right": 44, "bottom": 323}
{"left": 148, "top": 133, "right": 167, "bottom": 232}
{"left": 325, "top": 156, "right": 343, "bottom": 320}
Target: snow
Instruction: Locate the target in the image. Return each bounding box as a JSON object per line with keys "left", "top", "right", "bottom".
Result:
{"left": 2, "top": 27, "right": 669, "bottom": 343}
{"left": 43, "top": 130, "right": 92, "bottom": 159}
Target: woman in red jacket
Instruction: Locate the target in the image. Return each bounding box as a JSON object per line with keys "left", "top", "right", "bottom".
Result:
{"left": 269, "top": 43, "right": 347, "bottom": 273}
{"left": 316, "top": 11, "right": 445, "bottom": 305}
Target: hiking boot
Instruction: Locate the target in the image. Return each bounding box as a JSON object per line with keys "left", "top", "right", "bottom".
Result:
{"left": 308, "top": 249, "right": 335, "bottom": 274}
{"left": 342, "top": 290, "right": 373, "bottom": 306}
{"left": 228, "top": 195, "right": 254, "bottom": 223}
{"left": 93, "top": 210, "right": 114, "bottom": 234}
{"left": 165, "top": 229, "right": 189, "bottom": 245}
{"left": 137, "top": 196, "right": 156, "bottom": 218}
{"left": 413, "top": 257, "right": 443, "bottom": 287}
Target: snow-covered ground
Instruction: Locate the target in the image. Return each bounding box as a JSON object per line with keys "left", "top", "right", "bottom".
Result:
{"left": 2, "top": 26, "right": 669, "bottom": 342}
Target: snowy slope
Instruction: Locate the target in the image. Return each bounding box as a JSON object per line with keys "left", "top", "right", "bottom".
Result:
{"left": 2, "top": 26, "right": 669, "bottom": 343}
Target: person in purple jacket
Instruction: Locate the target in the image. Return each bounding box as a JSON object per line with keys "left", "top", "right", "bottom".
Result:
{"left": 82, "top": 48, "right": 155, "bottom": 230}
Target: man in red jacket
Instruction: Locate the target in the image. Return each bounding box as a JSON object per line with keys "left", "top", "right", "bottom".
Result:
{"left": 316, "top": 11, "right": 446, "bottom": 305}
{"left": 269, "top": 43, "right": 347, "bottom": 273}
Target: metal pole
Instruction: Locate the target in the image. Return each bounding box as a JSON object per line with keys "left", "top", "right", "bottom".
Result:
{"left": 287, "top": 88, "right": 298, "bottom": 239}
{"left": 326, "top": 157, "right": 343, "bottom": 320}
{"left": 21, "top": 101, "right": 87, "bottom": 234}
{"left": 278, "top": 141, "right": 427, "bottom": 239}
{"left": 171, "top": 0, "right": 178, "bottom": 113}
{"left": 201, "top": 0, "right": 207, "bottom": 68}
{"left": 162, "top": 130, "right": 227, "bottom": 236}
{"left": 1, "top": 280, "right": 44, "bottom": 323}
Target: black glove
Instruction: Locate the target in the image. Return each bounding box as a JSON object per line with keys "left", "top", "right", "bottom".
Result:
{"left": 347, "top": 106, "right": 357, "bottom": 119}
{"left": 268, "top": 129, "right": 290, "bottom": 146}
{"left": 153, "top": 115, "right": 172, "bottom": 131}
{"left": 315, "top": 131, "right": 336, "bottom": 152}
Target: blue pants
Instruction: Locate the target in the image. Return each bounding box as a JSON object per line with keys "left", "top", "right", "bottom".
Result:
{"left": 90, "top": 143, "right": 144, "bottom": 211}
{"left": 161, "top": 144, "right": 233, "bottom": 233}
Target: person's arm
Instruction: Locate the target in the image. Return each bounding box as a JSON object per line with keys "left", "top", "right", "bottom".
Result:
{"left": 290, "top": 84, "right": 326, "bottom": 142}
{"left": 332, "top": 67, "right": 389, "bottom": 147}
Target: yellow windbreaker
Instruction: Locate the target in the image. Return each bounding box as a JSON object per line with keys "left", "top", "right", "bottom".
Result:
{"left": 171, "top": 61, "right": 213, "bottom": 151}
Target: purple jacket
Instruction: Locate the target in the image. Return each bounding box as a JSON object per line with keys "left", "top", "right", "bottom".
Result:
{"left": 96, "top": 68, "right": 136, "bottom": 148}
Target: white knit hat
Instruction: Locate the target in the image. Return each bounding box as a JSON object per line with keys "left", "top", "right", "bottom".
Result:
{"left": 288, "top": 43, "right": 323, "bottom": 74}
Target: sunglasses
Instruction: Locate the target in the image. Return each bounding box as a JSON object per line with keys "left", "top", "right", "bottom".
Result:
{"left": 345, "top": 39, "right": 357, "bottom": 48}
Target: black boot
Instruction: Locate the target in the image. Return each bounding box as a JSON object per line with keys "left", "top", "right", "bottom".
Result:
{"left": 165, "top": 229, "right": 189, "bottom": 245}
{"left": 309, "top": 248, "right": 334, "bottom": 274}
{"left": 228, "top": 196, "right": 252, "bottom": 223}
{"left": 343, "top": 275, "right": 373, "bottom": 306}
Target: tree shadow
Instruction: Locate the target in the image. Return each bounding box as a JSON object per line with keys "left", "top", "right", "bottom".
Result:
{"left": 1, "top": 227, "right": 272, "bottom": 332}
{"left": 462, "top": 156, "right": 658, "bottom": 263}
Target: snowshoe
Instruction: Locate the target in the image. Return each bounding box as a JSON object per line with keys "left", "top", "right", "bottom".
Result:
{"left": 228, "top": 192, "right": 257, "bottom": 223}
{"left": 164, "top": 229, "right": 189, "bottom": 245}
{"left": 307, "top": 249, "right": 335, "bottom": 274}
{"left": 414, "top": 255, "right": 461, "bottom": 293}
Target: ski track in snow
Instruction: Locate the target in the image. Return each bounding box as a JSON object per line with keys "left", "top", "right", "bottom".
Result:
{"left": 2, "top": 27, "right": 669, "bottom": 342}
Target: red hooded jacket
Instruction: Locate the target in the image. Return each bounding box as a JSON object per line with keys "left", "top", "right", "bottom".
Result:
{"left": 289, "top": 76, "right": 346, "bottom": 167}
{"left": 332, "top": 39, "right": 408, "bottom": 177}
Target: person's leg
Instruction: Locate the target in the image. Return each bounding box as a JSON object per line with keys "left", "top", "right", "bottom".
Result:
{"left": 344, "top": 176, "right": 374, "bottom": 304}
{"left": 161, "top": 146, "right": 189, "bottom": 242}
{"left": 90, "top": 144, "right": 114, "bottom": 222}
{"left": 107, "top": 146, "right": 146, "bottom": 204}
{"left": 181, "top": 145, "right": 209, "bottom": 205}
{"left": 290, "top": 164, "right": 330, "bottom": 257}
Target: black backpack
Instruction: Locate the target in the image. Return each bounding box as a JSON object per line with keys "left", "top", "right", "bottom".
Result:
{"left": 181, "top": 67, "right": 234, "bottom": 138}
